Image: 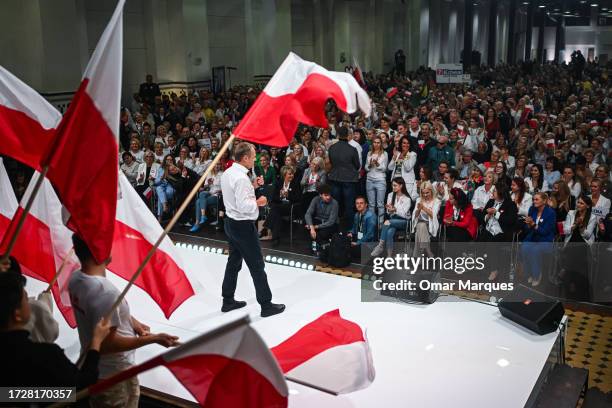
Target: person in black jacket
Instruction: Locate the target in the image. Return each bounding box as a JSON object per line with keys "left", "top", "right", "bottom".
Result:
{"left": 479, "top": 182, "right": 518, "bottom": 281}
{"left": 328, "top": 126, "right": 360, "bottom": 229}
{"left": 260, "top": 166, "right": 302, "bottom": 244}
{"left": 138, "top": 74, "right": 161, "bottom": 108}
{"left": 0, "top": 271, "right": 110, "bottom": 390}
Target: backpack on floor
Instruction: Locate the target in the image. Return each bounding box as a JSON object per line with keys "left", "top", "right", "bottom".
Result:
{"left": 327, "top": 232, "right": 352, "bottom": 268}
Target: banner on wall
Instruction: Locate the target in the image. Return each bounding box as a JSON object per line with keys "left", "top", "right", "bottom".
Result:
{"left": 435, "top": 64, "right": 470, "bottom": 84}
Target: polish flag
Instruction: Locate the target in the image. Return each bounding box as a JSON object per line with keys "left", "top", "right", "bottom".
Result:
{"left": 271, "top": 309, "right": 375, "bottom": 394}
{"left": 108, "top": 174, "right": 196, "bottom": 318}
{"left": 352, "top": 56, "right": 366, "bottom": 88}
{"left": 0, "top": 161, "right": 79, "bottom": 327}
{"left": 234, "top": 52, "right": 371, "bottom": 147}
{"left": 89, "top": 316, "right": 288, "bottom": 407}
{"left": 42, "top": 0, "right": 124, "bottom": 263}
{"left": 386, "top": 87, "right": 398, "bottom": 99}
{"left": 0, "top": 66, "right": 62, "bottom": 171}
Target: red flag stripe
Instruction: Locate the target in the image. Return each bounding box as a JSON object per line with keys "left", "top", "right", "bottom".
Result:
{"left": 108, "top": 219, "right": 194, "bottom": 318}
{"left": 235, "top": 73, "right": 347, "bottom": 147}
{"left": 270, "top": 309, "right": 365, "bottom": 373}
{"left": 0, "top": 210, "right": 76, "bottom": 327}
{"left": 165, "top": 355, "right": 287, "bottom": 408}
{"left": 0, "top": 105, "right": 56, "bottom": 171}
{"left": 44, "top": 79, "right": 118, "bottom": 263}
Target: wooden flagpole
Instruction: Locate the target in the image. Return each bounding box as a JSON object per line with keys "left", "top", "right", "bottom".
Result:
{"left": 45, "top": 247, "right": 75, "bottom": 293}
{"left": 0, "top": 166, "right": 49, "bottom": 265}
{"left": 103, "top": 134, "right": 236, "bottom": 320}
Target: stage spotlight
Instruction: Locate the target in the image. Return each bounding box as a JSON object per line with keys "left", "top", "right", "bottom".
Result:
{"left": 186, "top": 244, "right": 193, "bottom": 250}
{"left": 198, "top": 246, "right": 204, "bottom": 252}
{"left": 307, "top": 265, "right": 314, "bottom": 271}
{"left": 294, "top": 262, "right": 301, "bottom": 268}
{"left": 205, "top": 246, "right": 211, "bottom": 252}
{"left": 276, "top": 258, "right": 284, "bottom": 264}
{"left": 216, "top": 248, "right": 223, "bottom": 254}
{"left": 302, "top": 264, "right": 309, "bottom": 270}
{"left": 271, "top": 257, "right": 277, "bottom": 263}
{"left": 289, "top": 260, "right": 295, "bottom": 267}
{"left": 265, "top": 255, "right": 271, "bottom": 262}
{"left": 283, "top": 259, "right": 289, "bottom": 265}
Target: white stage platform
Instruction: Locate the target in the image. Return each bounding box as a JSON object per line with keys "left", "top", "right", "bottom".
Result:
{"left": 25, "top": 247, "right": 564, "bottom": 408}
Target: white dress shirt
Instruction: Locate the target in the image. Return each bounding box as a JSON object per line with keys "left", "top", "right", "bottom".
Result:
{"left": 221, "top": 163, "right": 259, "bottom": 220}
{"left": 471, "top": 184, "right": 495, "bottom": 210}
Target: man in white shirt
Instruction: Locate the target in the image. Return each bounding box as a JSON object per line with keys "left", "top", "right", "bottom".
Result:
{"left": 220, "top": 142, "right": 285, "bottom": 318}
{"left": 68, "top": 234, "right": 179, "bottom": 408}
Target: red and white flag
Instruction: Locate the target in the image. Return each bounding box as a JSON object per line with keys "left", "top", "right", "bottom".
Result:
{"left": 352, "top": 56, "right": 366, "bottom": 88}
{"left": 0, "top": 158, "right": 18, "bottom": 235}
{"left": 108, "top": 174, "right": 196, "bottom": 318}
{"left": 42, "top": 0, "right": 124, "bottom": 263}
{"left": 271, "top": 309, "right": 375, "bottom": 394}
{"left": 0, "top": 66, "right": 62, "bottom": 170}
{"left": 234, "top": 52, "right": 371, "bottom": 147}
{"left": 386, "top": 87, "right": 398, "bottom": 99}
{"left": 89, "top": 317, "right": 288, "bottom": 407}
{"left": 0, "top": 162, "right": 79, "bottom": 327}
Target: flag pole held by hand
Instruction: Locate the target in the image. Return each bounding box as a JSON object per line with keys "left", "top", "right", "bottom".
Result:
{"left": 103, "top": 134, "right": 236, "bottom": 320}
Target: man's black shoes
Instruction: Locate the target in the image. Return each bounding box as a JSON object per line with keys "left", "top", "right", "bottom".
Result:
{"left": 261, "top": 303, "right": 285, "bottom": 318}
{"left": 221, "top": 299, "right": 247, "bottom": 312}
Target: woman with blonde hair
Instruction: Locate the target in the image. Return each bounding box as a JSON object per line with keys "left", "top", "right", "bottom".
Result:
{"left": 193, "top": 147, "right": 212, "bottom": 176}
{"left": 411, "top": 181, "right": 441, "bottom": 257}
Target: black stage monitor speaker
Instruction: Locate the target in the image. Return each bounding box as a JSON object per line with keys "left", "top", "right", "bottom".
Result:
{"left": 498, "top": 285, "right": 565, "bottom": 335}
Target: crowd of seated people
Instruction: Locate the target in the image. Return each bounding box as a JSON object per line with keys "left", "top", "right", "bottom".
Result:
{"left": 38, "top": 58, "right": 607, "bottom": 299}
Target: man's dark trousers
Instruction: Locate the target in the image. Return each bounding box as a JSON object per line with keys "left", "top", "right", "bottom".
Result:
{"left": 222, "top": 217, "right": 272, "bottom": 305}
{"left": 331, "top": 181, "right": 356, "bottom": 230}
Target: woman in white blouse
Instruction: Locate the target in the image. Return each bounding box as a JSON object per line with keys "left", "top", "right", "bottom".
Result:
{"left": 560, "top": 195, "right": 598, "bottom": 300}
{"left": 365, "top": 135, "right": 389, "bottom": 223}
{"left": 388, "top": 136, "right": 417, "bottom": 200}
{"left": 371, "top": 177, "right": 412, "bottom": 257}
{"left": 562, "top": 165, "right": 582, "bottom": 198}
{"left": 128, "top": 138, "right": 145, "bottom": 163}
{"left": 524, "top": 164, "right": 549, "bottom": 194}
{"left": 411, "top": 181, "right": 441, "bottom": 257}
{"left": 471, "top": 172, "right": 496, "bottom": 221}
{"left": 511, "top": 177, "right": 533, "bottom": 222}
{"left": 193, "top": 147, "right": 212, "bottom": 176}
{"left": 176, "top": 146, "right": 195, "bottom": 170}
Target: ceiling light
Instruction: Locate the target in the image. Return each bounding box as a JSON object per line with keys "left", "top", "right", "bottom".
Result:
{"left": 538, "top": 4, "right": 545, "bottom": 8}
{"left": 591, "top": 3, "right": 599, "bottom": 7}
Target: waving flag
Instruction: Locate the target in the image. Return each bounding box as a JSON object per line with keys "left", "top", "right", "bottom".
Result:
{"left": 0, "top": 163, "right": 79, "bottom": 327}
{"left": 234, "top": 52, "right": 371, "bottom": 147}
{"left": 109, "top": 174, "right": 196, "bottom": 318}
{"left": 0, "top": 66, "right": 62, "bottom": 170}
{"left": 42, "top": 0, "right": 124, "bottom": 263}
{"left": 88, "top": 317, "right": 288, "bottom": 407}
{"left": 352, "top": 56, "right": 366, "bottom": 88}
{"left": 271, "top": 309, "right": 375, "bottom": 394}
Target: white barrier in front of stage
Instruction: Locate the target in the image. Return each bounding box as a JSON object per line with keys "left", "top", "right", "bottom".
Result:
{"left": 26, "top": 247, "right": 562, "bottom": 408}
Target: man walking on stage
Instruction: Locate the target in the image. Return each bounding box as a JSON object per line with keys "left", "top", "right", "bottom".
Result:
{"left": 220, "top": 142, "right": 285, "bottom": 317}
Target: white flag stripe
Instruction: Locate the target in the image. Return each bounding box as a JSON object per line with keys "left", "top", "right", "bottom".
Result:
{"left": 21, "top": 173, "right": 79, "bottom": 304}
{"left": 285, "top": 341, "right": 375, "bottom": 394}
{"left": 163, "top": 323, "right": 288, "bottom": 397}
{"left": 263, "top": 52, "right": 371, "bottom": 117}
{"left": 0, "top": 158, "right": 18, "bottom": 218}
{"left": 83, "top": 0, "right": 124, "bottom": 139}
{"left": 0, "top": 66, "right": 62, "bottom": 130}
